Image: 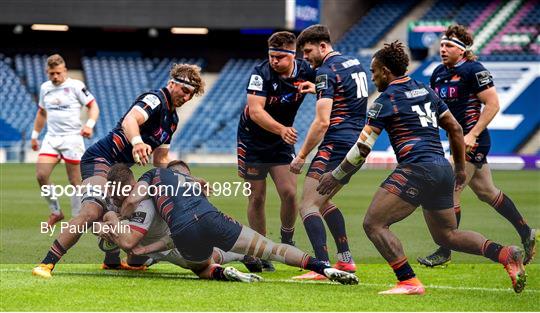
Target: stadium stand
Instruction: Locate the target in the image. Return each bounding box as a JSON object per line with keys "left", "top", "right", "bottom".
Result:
{"left": 0, "top": 56, "right": 39, "bottom": 144}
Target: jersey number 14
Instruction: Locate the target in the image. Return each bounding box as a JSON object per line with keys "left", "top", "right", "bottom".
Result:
{"left": 351, "top": 72, "right": 369, "bottom": 98}
{"left": 412, "top": 102, "right": 438, "bottom": 128}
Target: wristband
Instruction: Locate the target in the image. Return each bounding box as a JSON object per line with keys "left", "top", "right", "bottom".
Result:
{"left": 85, "top": 119, "right": 96, "bottom": 129}
{"left": 31, "top": 130, "right": 39, "bottom": 140}
{"left": 331, "top": 165, "right": 348, "bottom": 181}
{"left": 130, "top": 135, "right": 144, "bottom": 146}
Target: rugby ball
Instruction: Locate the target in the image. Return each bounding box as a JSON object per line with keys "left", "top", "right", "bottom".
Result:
{"left": 98, "top": 237, "right": 119, "bottom": 253}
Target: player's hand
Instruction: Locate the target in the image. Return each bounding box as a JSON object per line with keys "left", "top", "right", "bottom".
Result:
{"left": 463, "top": 133, "right": 477, "bottom": 153}
{"left": 280, "top": 127, "right": 298, "bottom": 145}
{"left": 80, "top": 126, "right": 94, "bottom": 138}
{"left": 297, "top": 81, "right": 316, "bottom": 94}
{"left": 31, "top": 139, "right": 39, "bottom": 151}
{"left": 132, "top": 143, "right": 152, "bottom": 165}
{"left": 130, "top": 245, "right": 146, "bottom": 256}
{"left": 454, "top": 169, "right": 467, "bottom": 191}
{"left": 317, "top": 172, "right": 340, "bottom": 195}
{"left": 290, "top": 155, "right": 305, "bottom": 174}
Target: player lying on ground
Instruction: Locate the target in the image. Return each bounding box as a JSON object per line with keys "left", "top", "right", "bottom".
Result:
{"left": 103, "top": 161, "right": 359, "bottom": 284}
{"left": 317, "top": 41, "right": 526, "bottom": 294}
{"left": 95, "top": 179, "right": 248, "bottom": 272}
{"left": 418, "top": 24, "right": 537, "bottom": 267}
{"left": 32, "top": 54, "right": 100, "bottom": 226}
{"left": 32, "top": 64, "right": 204, "bottom": 277}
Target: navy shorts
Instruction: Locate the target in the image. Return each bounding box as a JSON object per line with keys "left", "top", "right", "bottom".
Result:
{"left": 171, "top": 211, "right": 243, "bottom": 262}
{"left": 381, "top": 160, "right": 454, "bottom": 211}
{"left": 307, "top": 141, "right": 357, "bottom": 184}
{"left": 237, "top": 138, "right": 295, "bottom": 180}
{"left": 80, "top": 155, "right": 114, "bottom": 180}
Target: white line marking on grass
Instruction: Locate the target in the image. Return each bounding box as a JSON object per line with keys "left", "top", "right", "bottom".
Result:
{"left": 3, "top": 268, "right": 538, "bottom": 294}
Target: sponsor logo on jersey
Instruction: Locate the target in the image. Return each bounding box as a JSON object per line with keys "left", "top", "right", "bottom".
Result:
{"left": 405, "top": 88, "right": 428, "bottom": 99}
{"left": 82, "top": 87, "right": 90, "bottom": 96}
{"left": 142, "top": 94, "right": 161, "bottom": 109}
{"left": 341, "top": 59, "right": 360, "bottom": 69}
{"left": 367, "top": 102, "right": 383, "bottom": 119}
{"left": 475, "top": 70, "right": 492, "bottom": 87}
{"left": 129, "top": 211, "right": 147, "bottom": 224}
{"left": 272, "top": 82, "right": 278, "bottom": 90}
{"left": 315, "top": 74, "right": 328, "bottom": 90}
{"left": 406, "top": 187, "right": 419, "bottom": 198}
{"left": 248, "top": 75, "right": 263, "bottom": 91}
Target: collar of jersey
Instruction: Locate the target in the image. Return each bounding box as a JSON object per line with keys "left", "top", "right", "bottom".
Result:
{"left": 322, "top": 51, "right": 340, "bottom": 65}
{"left": 160, "top": 87, "right": 172, "bottom": 111}
{"left": 448, "top": 58, "right": 467, "bottom": 69}
{"left": 389, "top": 76, "right": 411, "bottom": 85}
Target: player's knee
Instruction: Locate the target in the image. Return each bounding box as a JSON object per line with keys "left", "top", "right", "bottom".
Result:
{"left": 36, "top": 171, "right": 49, "bottom": 186}
{"left": 278, "top": 187, "right": 296, "bottom": 204}
{"left": 362, "top": 216, "right": 377, "bottom": 235}
{"left": 248, "top": 194, "right": 265, "bottom": 211}
{"left": 475, "top": 189, "right": 498, "bottom": 203}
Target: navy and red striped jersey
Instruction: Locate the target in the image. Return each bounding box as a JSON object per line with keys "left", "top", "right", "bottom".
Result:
{"left": 315, "top": 53, "right": 368, "bottom": 145}
{"left": 430, "top": 59, "right": 494, "bottom": 141}
{"left": 238, "top": 59, "right": 316, "bottom": 147}
{"left": 367, "top": 76, "right": 449, "bottom": 164}
{"left": 138, "top": 168, "right": 216, "bottom": 234}
{"left": 91, "top": 88, "right": 178, "bottom": 163}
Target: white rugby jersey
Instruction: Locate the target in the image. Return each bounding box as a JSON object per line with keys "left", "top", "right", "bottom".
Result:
{"left": 38, "top": 77, "right": 95, "bottom": 136}
{"left": 128, "top": 199, "right": 170, "bottom": 247}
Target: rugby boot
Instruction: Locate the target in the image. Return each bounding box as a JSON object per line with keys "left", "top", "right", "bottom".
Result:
{"left": 334, "top": 260, "right": 357, "bottom": 273}
{"left": 323, "top": 268, "right": 359, "bottom": 285}
{"left": 240, "top": 255, "right": 263, "bottom": 273}
{"left": 32, "top": 263, "right": 54, "bottom": 279}
{"left": 499, "top": 246, "right": 526, "bottom": 293}
{"left": 417, "top": 247, "right": 451, "bottom": 267}
{"left": 523, "top": 228, "right": 537, "bottom": 265}
{"left": 378, "top": 277, "right": 425, "bottom": 295}
{"left": 223, "top": 266, "right": 263, "bottom": 283}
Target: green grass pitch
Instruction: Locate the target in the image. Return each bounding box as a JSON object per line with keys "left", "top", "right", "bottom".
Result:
{"left": 1, "top": 163, "right": 538, "bottom": 311}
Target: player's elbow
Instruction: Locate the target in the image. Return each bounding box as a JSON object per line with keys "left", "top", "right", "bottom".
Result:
{"left": 315, "top": 119, "right": 330, "bottom": 130}
{"left": 119, "top": 236, "right": 139, "bottom": 250}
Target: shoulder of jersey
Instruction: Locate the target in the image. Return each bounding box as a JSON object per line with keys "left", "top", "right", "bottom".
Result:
{"left": 254, "top": 61, "right": 272, "bottom": 79}
{"left": 40, "top": 80, "right": 53, "bottom": 90}
{"left": 66, "top": 78, "right": 86, "bottom": 88}
{"left": 140, "top": 91, "right": 163, "bottom": 109}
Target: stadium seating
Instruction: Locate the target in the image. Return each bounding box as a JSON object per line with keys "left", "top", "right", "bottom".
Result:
{"left": 336, "top": 0, "right": 417, "bottom": 55}
{"left": 482, "top": 0, "right": 539, "bottom": 55}
{"left": 0, "top": 57, "right": 39, "bottom": 143}
{"left": 14, "top": 54, "right": 48, "bottom": 96}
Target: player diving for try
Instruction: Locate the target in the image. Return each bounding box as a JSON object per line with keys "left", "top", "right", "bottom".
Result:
{"left": 104, "top": 162, "right": 359, "bottom": 284}
{"left": 32, "top": 63, "right": 204, "bottom": 278}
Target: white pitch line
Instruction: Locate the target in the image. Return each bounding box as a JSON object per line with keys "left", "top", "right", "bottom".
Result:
{"left": 3, "top": 268, "right": 539, "bottom": 294}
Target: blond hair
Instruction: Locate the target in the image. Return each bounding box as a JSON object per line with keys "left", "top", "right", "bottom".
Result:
{"left": 170, "top": 63, "right": 205, "bottom": 96}
{"left": 46, "top": 54, "right": 66, "bottom": 68}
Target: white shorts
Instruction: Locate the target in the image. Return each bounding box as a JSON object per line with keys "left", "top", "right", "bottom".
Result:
{"left": 39, "top": 134, "right": 85, "bottom": 164}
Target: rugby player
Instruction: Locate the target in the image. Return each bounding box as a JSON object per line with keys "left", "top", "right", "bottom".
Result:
{"left": 31, "top": 54, "right": 100, "bottom": 226}
{"left": 94, "top": 162, "right": 249, "bottom": 274}
{"left": 318, "top": 41, "right": 526, "bottom": 294}
{"left": 237, "top": 31, "right": 316, "bottom": 271}
{"left": 290, "top": 25, "right": 368, "bottom": 279}
{"left": 32, "top": 64, "right": 204, "bottom": 278}
{"left": 103, "top": 162, "right": 359, "bottom": 284}
{"left": 418, "top": 24, "right": 537, "bottom": 267}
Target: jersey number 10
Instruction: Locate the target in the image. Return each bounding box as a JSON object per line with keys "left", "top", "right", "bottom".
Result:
{"left": 412, "top": 102, "right": 438, "bottom": 128}
{"left": 351, "top": 72, "right": 369, "bottom": 98}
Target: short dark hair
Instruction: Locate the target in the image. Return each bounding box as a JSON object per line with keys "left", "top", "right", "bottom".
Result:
{"left": 107, "top": 163, "right": 134, "bottom": 186}
{"left": 444, "top": 24, "right": 477, "bottom": 61}
{"left": 268, "top": 31, "right": 296, "bottom": 48}
{"left": 167, "top": 160, "right": 191, "bottom": 174}
{"left": 373, "top": 41, "right": 409, "bottom": 77}
{"left": 297, "top": 24, "right": 332, "bottom": 48}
